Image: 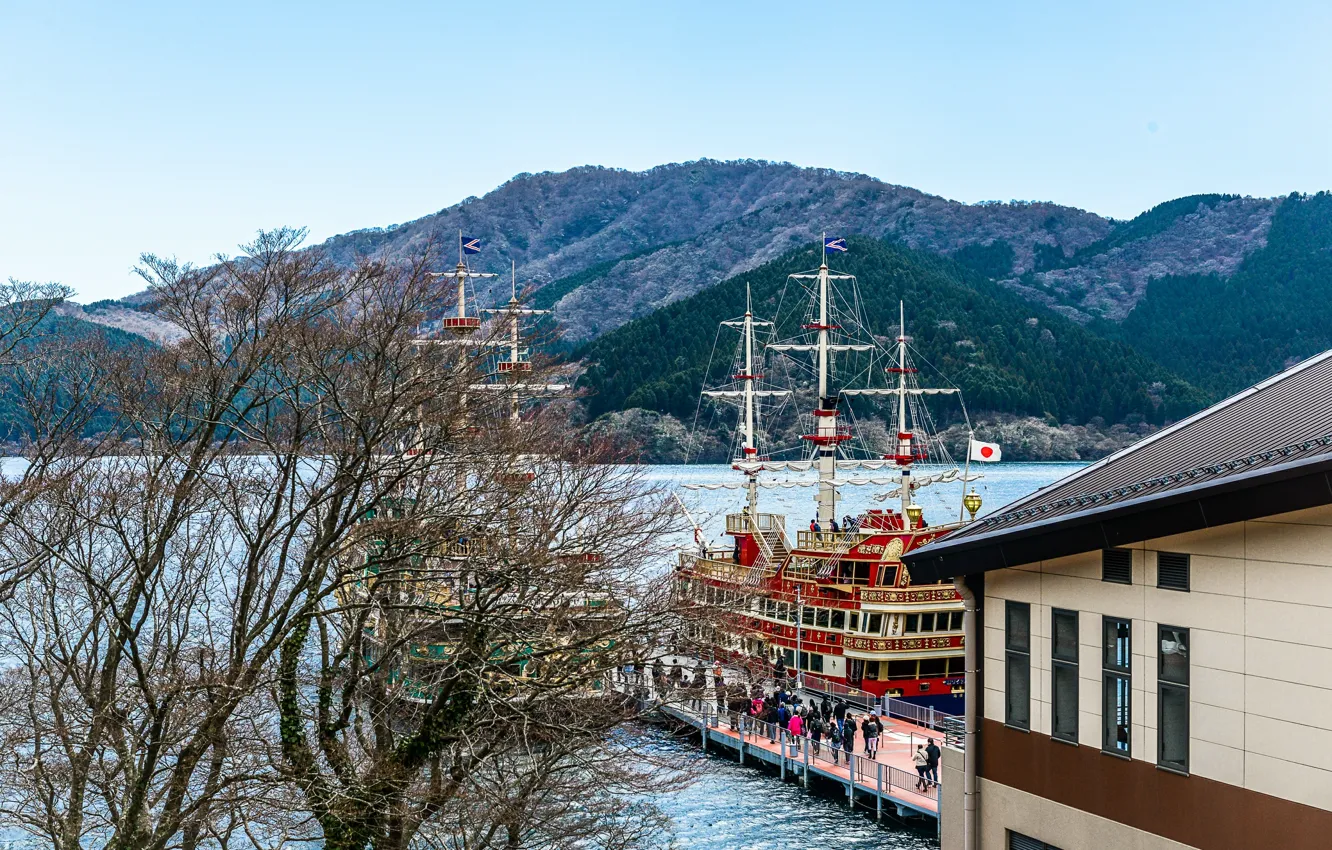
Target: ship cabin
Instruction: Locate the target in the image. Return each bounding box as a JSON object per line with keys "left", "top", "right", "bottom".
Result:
{"left": 676, "top": 506, "right": 969, "bottom": 708}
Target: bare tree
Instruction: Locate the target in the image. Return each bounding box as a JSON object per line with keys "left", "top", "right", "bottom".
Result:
{"left": 0, "top": 278, "right": 71, "bottom": 365}
{"left": 0, "top": 230, "right": 688, "bottom": 850}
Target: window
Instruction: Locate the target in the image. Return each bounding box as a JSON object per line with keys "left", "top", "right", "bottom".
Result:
{"left": 887, "top": 660, "right": 919, "bottom": 679}
{"left": 1157, "top": 552, "right": 1190, "bottom": 592}
{"left": 905, "top": 613, "right": 920, "bottom": 633}
{"left": 1009, "top": 831, "right": 1064, "bottom": 850}
{"left": 1102, "top": 616, "right": 1131, "bottom": 756}
{"left": 1005, "top": 601, "right": 1031, "bottom": 730}
{"left": 848, "top": 611, "right": 860, "bottom": 631}
{"left": 1102, "top": 548, "right": 1132, "bottom": 584}
{"left": 802, "top": 607, "right": 815, "bottom": 626}
{"left": 865, "top": 613, "right": 884, "bottom": 635}
{"left": 919, "top": 658, "right": 947, "bottom": 678}
{"left": 951, "top": 611, "right": 964, "bottom": 630}
{"left": 1159, "top": 625, "right": 1190, "bottom": 773}
{"left": 798, "top": 651, "right": 825, "bottom": 673}
{"left": 816, "top": 608, "right": 830, "bottom": 628}
{"left": 1051, "top": 609, "right": 1079, "bottom": 743}
{"left": 830, "top": 610, "right": 845, "bottom": 630}
{"left": 946, "top": 656, "right": 966, "bottom": 676}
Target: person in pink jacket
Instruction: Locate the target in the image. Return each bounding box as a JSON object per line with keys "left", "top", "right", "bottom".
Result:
{"left": 786, "top": 709, "right": 804, "bottom": 756}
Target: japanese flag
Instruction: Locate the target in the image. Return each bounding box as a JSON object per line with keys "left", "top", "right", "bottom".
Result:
{"left": 969, "top": 439, "right": 1002, "bottom": 462}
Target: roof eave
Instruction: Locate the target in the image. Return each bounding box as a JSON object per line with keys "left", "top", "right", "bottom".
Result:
{"left": 904, "top": 454, "right": 1332, "bottom": 583}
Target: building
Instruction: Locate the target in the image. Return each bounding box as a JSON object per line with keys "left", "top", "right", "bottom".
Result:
{"left": 903, "top": 351, "right": 1332, "bottom": 850}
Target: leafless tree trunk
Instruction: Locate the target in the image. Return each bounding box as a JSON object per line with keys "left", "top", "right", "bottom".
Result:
{"left": 0, "top": 230, "right": 691, "bottom": 850}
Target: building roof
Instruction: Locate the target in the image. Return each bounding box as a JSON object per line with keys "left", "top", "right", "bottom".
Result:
{"left": 904, "top": 350, "right": 1332, "bottom": 583}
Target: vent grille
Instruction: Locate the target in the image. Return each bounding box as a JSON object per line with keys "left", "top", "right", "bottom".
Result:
{"left": 1009, "top": 832, "right": 1062, "bottom": 850}
{"left": 1102, "top": 548, "right": 1132, "bottom": 584}
{"left": 1157, "top": 551, "right": 1190, "bottom": 591}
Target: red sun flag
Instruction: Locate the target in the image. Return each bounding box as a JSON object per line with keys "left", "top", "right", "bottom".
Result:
{"left": 969, "top": 439, "right": 1002, "bottom": 463}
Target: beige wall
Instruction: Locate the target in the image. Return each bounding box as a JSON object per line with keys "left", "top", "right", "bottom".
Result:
{"left": 982, "top": 502, "right": 1332, "bottom": 813}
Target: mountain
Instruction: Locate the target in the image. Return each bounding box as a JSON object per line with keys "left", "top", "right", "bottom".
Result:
{"left": 576, "top": 237, "right": 1206, "bottom": 435}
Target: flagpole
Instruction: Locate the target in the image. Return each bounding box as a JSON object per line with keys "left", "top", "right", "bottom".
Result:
{"left": 959, "top": 429, "right": 974, "bottom": 523}
{"left": 458, "top": 229, "right": 463, "bottom": 266}
{"left": 821, "top": 230, "right": 826, "bottom": 265}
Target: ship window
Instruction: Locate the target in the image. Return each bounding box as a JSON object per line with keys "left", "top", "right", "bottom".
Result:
{"left": 830, "top": 610, "right": 846, "bottom": 630}
{"left": 1159, "top": 625, "right": 1190, "bottom": 773}
{"left": 864, "top": 661, "right": 881, "bottom": 680}
{"left": 816, "top": 608, "right": 830, "bottom": 628}
{"left": 1005, "top": 600, "right": 1031, "bottom": 730}
{"left": 705, "top": 586, "right": 715, "bottom": 604}
{"left": 849, "top": 612, "right": 860, "bottom": 631}
{"left": 950, "top": 611, "right": 964, "bottom": 630}
{"left": 888, "top": 660, "right": 919, "bottom": 679}
{"left": 1102, "top": 616, "right": 1131, "bottom": 756}
{"left": 1102, "top": 548, "right": 1133, "bottom": 584}
{"left": 905, "top": 614, "right": 920, "bottom": 633}
{"left": 1051, "top": 608, "right": 1079, "bottom": 743}
{"left": 802, "top": 607, "right": 815, "bottom": 626}
{"left": 1157, "top": 552, "right": 1190, "bottom": 592}
{"left": 947, "top": 656, "right": 966, "bottom": 676}
{"left": 788, "top": 605, "right": 798, "bottom": 623}
{"left": 866, "top": 613, "right": 884, "bottom": 635}
{"left": 764, "top": 599, "right": 776, "bottom": 617}
{"left": 919, "top": 658, "right": 947, "bottom": 678}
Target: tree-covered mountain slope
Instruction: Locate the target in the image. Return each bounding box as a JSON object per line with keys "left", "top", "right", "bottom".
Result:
{"left": 576, "top": 237, "right": 1205, "bottom": 430}
{"left": 1112, "top": 191, "right": 1332, "bottom": 396}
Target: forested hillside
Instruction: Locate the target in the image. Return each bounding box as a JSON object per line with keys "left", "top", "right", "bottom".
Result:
{"left": 577, "top": 237, "right": 1205, "bottom": 430}
{"left": 1113, "top": 192, "right": 1332, "bottom": 395}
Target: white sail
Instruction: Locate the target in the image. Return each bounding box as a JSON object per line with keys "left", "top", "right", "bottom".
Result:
{"left": 702, "top": 390, "right": 793, "bottom": 399}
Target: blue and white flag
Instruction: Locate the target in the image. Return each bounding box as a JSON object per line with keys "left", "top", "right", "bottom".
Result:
{"left": 824, "top": 236, "right": 848, "bottom": 253}
{"left": 461, "top": 236, "right": 482, "bottom": 255}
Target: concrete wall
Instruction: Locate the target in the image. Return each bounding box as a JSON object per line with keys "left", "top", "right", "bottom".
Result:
{"left": 975, "top": 779, "right": 1195, "bottom": 850}
{"left": 940, "top": 745, "right": 964, "bottom": 850}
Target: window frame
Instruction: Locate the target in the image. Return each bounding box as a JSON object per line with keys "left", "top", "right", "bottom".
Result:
{"left": 1005, "top": 600, "right": 1032, "bottom": 731}
{"left": 1101, "top": 615, "right": 1132, "bottom": 757}
{"left": 1157, "top": 624, "right": 1190, "bottom": 774}
{"left": 1050, "top": 608, "right": 1079, "bottom": 744}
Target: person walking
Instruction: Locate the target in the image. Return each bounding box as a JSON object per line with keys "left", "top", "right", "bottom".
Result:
{"left": 763, "top": 702, "right": 779, "bottom": 743}
{"left": 912, "top": 744, "right": 930, "bottom": 791}
{"left": 926, "top": 737, "right": 942, "bottom": 787}
{"left": 809, "top": 713, "right": 824, "bottom": 757}
{"left": 830, "top": 718, "right": 843, "bottom": 765}
{"left": 787, "top": 708, "right": 804, "bottom": 756}
{"left": 864, "top": 714, "right": 881, "bottom": 760}
{"left": 833, "top": 699, "right": 847, "bottom": 724}
{"left": 820, "top": 695, "right": 832, "bottom": 722}
{"left": 843, "top": 714, "right": 858, "bottom": 766}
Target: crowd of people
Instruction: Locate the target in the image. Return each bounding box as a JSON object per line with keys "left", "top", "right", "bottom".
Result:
{"left": 623, "top": 657, "right": 942, "bottom": 793}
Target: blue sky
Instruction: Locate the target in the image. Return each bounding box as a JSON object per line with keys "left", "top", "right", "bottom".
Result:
{"left": 3, "top": 0, "right": 1330, "bottom": 301}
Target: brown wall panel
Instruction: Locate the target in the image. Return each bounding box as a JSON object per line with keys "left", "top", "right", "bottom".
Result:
{"left": 980, "top": 719, "right": 1332, "bottom": 849}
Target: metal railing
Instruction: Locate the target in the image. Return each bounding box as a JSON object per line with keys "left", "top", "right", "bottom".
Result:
{"left": 799, "top": 672, "right": 879, "bottom": 708}
{"left": 726, "top": 512, "right": 787, "bottom": 534}
{"left": 795, "top": 530, "right": 864, "bottom": 550}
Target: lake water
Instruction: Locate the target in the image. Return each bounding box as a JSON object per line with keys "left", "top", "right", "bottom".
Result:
{"left": 642, "top": 461, "right": 1086, "bottom": 848}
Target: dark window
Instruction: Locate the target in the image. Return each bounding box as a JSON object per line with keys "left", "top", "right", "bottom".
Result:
{"left": 849, "top": 611, "right": 860, "bottom": 631}
{"left": 802, "top": 607, "right": 815, "bottom": 625}
{"left": 1102, "top": 616, "right": 1131, "bottom": 756}
{"left": 905, "top": 613, "right": 920, "bottom": 633}
{"left": 1009, "top": 831, "right": 1064, "bottom": 850}
{"left": 1051, "top": 609, "right": 1079, "bottom": 743}
{"left": 919, "top": 658, "right": 947, "bottom": 677}
{"left": 951, "top": 611, "right": 964, "bottom": 630}
{"left": 1102, "top": 548, "right": 1132, "bottom": 584}
{"left": 947, "top": 656, "right": 966, "bottom": 675}
{"left": 1157, "top": 552, "right": 1190, "bottom": 592}
{"left": 816, "top": 608, "right": 830, "bottom": 628}
{"left": 1006, "top": 601, "right": 1031, "bottom": 730}
{"left": 831, "top": 610, "right": 846, "bottom": 630}
{"left": 866, "top": 613, "right": 884, "bottom": 635}
{"left": 887, "top": 660, "right": 919, "bottom": 679}
{"left": 1159, "top": 625, "right": 1190, "bottom": 773}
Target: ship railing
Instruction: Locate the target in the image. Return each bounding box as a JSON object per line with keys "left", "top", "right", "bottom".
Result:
{"left": 799, "top": 672, "right": 878, "bottom": 709}
{"left": 795, "top": 530, "right": 865, "bottom": 551}
{"left": 803, "top": 730, "right": 940, "bottom": 802}
{"left": 726, "top": 512, "right": 786, "bottom": 535}
{"left": 678, "top": 551, "right": 775, "bottom": 585}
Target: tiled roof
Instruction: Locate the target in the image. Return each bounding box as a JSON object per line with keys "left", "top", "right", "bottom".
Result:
{"left": 904, "top": 350, "right": 1332, "bottom": 579}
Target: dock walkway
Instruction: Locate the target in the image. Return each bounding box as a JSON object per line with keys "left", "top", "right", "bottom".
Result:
{"left": 632, "top": 690, "right": 943, "bottom": 823}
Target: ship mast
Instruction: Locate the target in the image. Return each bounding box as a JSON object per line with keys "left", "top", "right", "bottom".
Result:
{"left": 895, "top": 301, "right": 914, "bottom": 518}
{"left": 813, "top": 242, "right": 837, "bottom": 528}
{"left": 742, "top": 283, "right": 759, "bottom": 515}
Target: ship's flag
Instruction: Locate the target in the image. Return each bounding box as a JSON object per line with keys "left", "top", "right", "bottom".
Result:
{"left": 969, "top": 439, "right": 1002, "bottom": 462}
{"left": 462, "top": 236, "right": 482, "bottom": 255}
{"left": 824, "top": 236, "right": 848, "bottom": 253}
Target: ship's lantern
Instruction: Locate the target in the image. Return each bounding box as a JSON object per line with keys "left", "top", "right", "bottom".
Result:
{"left": 905, "top": 503, "right": 923, "bottom": 528}
{"left": 963, "top": 489, "right": 983, "bottom": 521}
